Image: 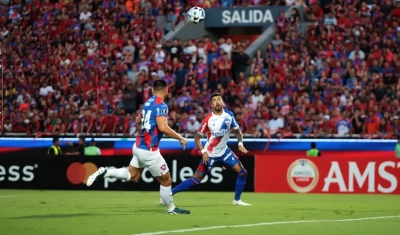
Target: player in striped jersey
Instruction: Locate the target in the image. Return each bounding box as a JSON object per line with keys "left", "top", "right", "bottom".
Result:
{"left": 160, "top": 93, "right": 251, "bottom": 206}
{"left": 87, "top": 80, "right": 190, "bottom": 214}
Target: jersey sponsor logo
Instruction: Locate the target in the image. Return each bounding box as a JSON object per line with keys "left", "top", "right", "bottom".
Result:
{"left": 287, "top": 159, "right": 319, "bottom": 193}
{"left": 161, "top": 109, "right": 167, "bottom": 114}
{"left": 211, "top": 129, "right": 228, "bottom": 137}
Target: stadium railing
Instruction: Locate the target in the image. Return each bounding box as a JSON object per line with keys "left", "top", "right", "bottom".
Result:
{"left": 0, "top": 132, "right": 384, "bottom": 139}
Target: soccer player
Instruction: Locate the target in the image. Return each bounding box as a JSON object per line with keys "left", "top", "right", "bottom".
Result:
{"left": 163, "top": 92, "right": 251, "bottom": 206}
{"left": 87, "top": 79, "right": 190, "bottom": 214}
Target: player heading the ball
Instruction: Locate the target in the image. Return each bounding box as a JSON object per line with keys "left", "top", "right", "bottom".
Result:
{"left": 161, "top": 92, "right": 251, "bottom": 206}
{"left": 87, "top": 79, "right": 190, "bottom": 215}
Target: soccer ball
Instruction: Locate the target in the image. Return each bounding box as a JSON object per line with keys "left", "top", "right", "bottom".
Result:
{"left": 187, "top": 6, "right": 205, "bottom": 24}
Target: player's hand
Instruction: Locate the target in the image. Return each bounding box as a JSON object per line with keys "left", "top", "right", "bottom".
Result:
{"left": 202, "top": 152, "right": 209, "bottom": 164}
{"left": 179, "top": 138, "right": 187, "bottom": 150}
{"left": 238, "top": 145, "right": 249, "bottom": 153}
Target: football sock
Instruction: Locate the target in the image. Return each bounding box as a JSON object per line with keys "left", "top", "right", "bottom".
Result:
{"left": 104, "top": 168, "right": 131, "bottom": 181}
{"left": 234, "top": 169, "right": 247, "bottom": 201}
{"left": 160, "top": 185, "right": 175, "bottom": 211}
{"left": 172, "top": 177, "right": 200, "bottom": 195}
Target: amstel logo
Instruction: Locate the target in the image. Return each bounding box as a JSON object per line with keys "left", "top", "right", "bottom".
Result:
{"left": 66, "top": 162, "right": 98, "bottom": 185}
{"left": 287, "top": 159, "right": 319, "bottom": 193}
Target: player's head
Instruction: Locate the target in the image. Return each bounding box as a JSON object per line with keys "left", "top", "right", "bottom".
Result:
{"left": 210, "top": 92, "right": 224, "bottom": 113}
{"left": 152, "top": 79, "right": 168, "bottom": 98}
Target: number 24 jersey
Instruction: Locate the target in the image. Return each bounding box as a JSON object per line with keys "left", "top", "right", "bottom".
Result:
{"left": 136, "top": 95, "right": 168, "bottom": 151}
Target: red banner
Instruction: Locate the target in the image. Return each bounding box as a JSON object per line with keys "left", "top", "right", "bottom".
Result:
{"left": 255, "top": 155, "right": 400, "bottom": 194}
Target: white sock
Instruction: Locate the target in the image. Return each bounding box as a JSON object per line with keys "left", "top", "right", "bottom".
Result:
{"left": 104, "top": 168, "right": 131, "bottom": 181}
{"left": 160, "top": 185, "right": 175, "bottom": 211}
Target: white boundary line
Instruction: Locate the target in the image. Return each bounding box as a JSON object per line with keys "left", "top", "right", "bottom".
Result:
{"left": 131, "top": 215, "right": 400, "bottom": 235}
{"left": 0, "top": 195, "right": 22, "bottom": 198}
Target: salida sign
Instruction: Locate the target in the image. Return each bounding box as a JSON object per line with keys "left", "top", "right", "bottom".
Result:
{"left": 204, "top": 6, "right": 288, "bottom": 27}
{"left": 256, "top": 156, "right": 400, "bottom": 194}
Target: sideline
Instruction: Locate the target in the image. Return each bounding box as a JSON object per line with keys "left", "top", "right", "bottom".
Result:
{"left": 0, "top": 195, "right": 23, "bottom": 198}
{"left": 131, "top": 215, "right": 400, "bottom": 235}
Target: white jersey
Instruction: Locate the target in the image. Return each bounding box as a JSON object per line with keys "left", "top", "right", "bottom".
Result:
{"left": 197, "top": 109, "right": 239, "bottom": 157}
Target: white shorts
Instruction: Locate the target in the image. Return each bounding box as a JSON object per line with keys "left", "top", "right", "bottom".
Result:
{"left": 130, "top": 145, "right": 169, "bottom": 177}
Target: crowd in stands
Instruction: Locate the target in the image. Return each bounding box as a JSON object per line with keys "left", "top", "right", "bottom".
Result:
{"left": 1, "top": 0, "right": 400, "bottom": 139}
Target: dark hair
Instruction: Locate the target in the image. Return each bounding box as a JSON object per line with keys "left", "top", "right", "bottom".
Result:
{"left": 153, "top": 79, "right": 168, "bottom": 92}
{"left": 53, "top": 137, "right": 59, "bottom": 144}
{"left": 311, "top": 142, "right": 317, "bottom": 149}
{"left": 210, "top": 92, "right": 222, "bottom": 101}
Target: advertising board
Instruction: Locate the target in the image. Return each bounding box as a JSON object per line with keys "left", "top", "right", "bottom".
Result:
{"left": 0, "top": 155, "right": 254, "bottom": 192}
{"left": 255, "top": 155, "right": 400, "bottom": 194}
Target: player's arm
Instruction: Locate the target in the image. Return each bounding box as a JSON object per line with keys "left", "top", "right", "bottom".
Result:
{"left": 136, "top": 114, "right": 142, "bottom": 131}
{"left": 196, "top": 121, "right": 210, "bottom": 163}
{"left": 194, "top": 133, "right": 205, "bottom": 152}
{"left": 156, "top": 116, "right": 184, "bottom": 140}
{"left": 156, "top": 104, "right": 187, "bottom": 148}
{"left": 230, "top": 112, "right": 249, "bottom": 154}
{"left": 233, "top": 128, "right": 244, "bottom": 144}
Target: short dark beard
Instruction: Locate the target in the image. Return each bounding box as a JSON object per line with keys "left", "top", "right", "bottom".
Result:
{"left": 212, "top": 106, "right": 223, "bottom": 115}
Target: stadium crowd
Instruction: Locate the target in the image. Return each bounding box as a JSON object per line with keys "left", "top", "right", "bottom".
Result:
{"left": 1, "top": 0, "right": 400, "bottom": 139}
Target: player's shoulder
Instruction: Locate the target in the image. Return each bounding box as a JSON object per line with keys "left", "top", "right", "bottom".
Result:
{"left": 223, "top": 108, "right": 235, "bottom": 117}
{"left": 203, "top": 112, "right": 213, "bottom": 121}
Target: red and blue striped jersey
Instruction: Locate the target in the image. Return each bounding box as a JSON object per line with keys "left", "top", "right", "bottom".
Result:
{"left": 195, "top": 64, "right": 208, "bottom": 83}
{"left": 136, "top": 95, "right": 169, "bottom": 151}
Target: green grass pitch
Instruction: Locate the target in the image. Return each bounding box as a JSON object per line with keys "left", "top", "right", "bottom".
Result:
{"left": 0, "top": 190, "right": 399, "bottom": 235}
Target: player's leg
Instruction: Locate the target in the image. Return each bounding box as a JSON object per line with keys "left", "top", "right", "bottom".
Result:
{"left": 171, "top": 159, "right": 208, "bottom": 195}
{"left": 86, "top": 152, "right": 143, "bottom": 186}
{"left": 149, "top": 154, "right": 190, "bottom": 214}
{"left": 222, "top": 148, "right": 251, "bottom": 206}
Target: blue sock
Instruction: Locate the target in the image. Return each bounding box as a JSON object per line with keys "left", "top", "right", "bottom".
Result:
{"left": 172, "top": 177, "right": 200, "bottom": 195}
{"left": 234, "top": 169, "right": 247, "bottom": 201}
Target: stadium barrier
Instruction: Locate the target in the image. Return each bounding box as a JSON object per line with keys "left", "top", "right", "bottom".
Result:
{"left": 0, "top": 137, "right": 396, "bottom": 156}
{"left": 255, "top": 155, "right": 400, "bottom": 194}
{"left": 0, "top": 154, "right": 254, "bottom": 192}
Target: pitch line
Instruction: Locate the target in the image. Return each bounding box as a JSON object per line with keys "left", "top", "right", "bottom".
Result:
{"left": 0, "top": 195, "right": 23, "bottom": 198}
{"left": 131, "top": 215, "right": 400, "bottom": 235}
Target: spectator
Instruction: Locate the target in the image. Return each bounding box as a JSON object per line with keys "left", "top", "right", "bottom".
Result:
{"left": 123, "top": 84, "right": 137, "bottom": 115}
{"left": 165, "top": 10, "right": 177, "bottom": 35}
{"left": 186, "top": 116, "right": 201, "bottom": 135}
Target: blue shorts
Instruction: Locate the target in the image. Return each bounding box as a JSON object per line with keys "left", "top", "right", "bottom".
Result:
{"left": 196, "top": 148, "right": 242, "bottom": 177}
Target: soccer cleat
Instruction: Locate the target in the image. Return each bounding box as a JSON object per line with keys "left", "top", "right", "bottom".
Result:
{"left": 86, "top": 167, "right": 107, "bottom": 187}
{"left": 159, "top": 197, "right": 164, "bottom": 205}
{"left": 233, "top": 200, "right": 252, "bottom": 206}
{"left": 166, "top": 207, "right": 191, "bottom": 214}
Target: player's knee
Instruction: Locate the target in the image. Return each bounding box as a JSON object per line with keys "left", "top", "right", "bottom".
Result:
{"left": 193, "top": 173, "right": 204, "bottom": 182}
{"left": 238, "top": 168, "right": 247, "bottom": 177}
{"left": 130, "top": 173, "right": 140, "bottom": 182}
{"left": 157, "top": 174, "right": 172, "bottom": 187}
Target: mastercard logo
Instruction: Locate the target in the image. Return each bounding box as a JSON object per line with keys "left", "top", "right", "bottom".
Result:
{"left": 66, "top": 162, "right": 98, "bottom": 185}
